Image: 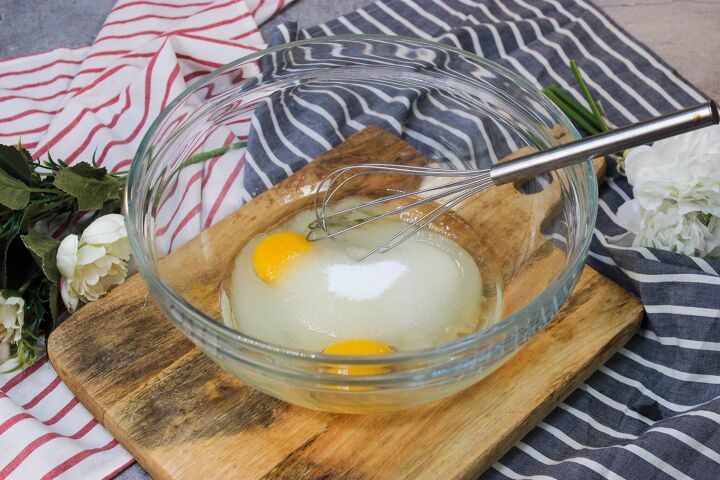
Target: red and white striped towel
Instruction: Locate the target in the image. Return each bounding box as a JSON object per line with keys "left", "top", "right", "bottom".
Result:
{"left": 0, "top": 1, "right": 290, "bottom": 478}
{"left": 0, "top": 357, "right": 130, "bottom": 480}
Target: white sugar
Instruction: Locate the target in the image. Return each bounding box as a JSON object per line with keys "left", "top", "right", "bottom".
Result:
{"left": 324, "top": 261, "right": 408, "bottom": 301}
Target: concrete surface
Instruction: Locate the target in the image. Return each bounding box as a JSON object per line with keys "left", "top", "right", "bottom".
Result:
{"left": 595, "top": 0, "right": 720, "bottom": 100}
{"left": 0, "top": 0, "right": 718, "bottom": 478}
{"left": 0, "top": 0, "right": 111, "bottom": 58}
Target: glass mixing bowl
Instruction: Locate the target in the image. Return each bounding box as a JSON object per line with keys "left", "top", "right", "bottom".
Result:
{"left": 125, "top": 35, "right": 597, "bottom": 413}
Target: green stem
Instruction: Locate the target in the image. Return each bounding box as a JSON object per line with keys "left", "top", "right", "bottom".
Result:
{"left": 90, "top": 142, "right": 246, "bottom": 187}
{"left": 177, "top": 141, "right": 247, "bottom": 171}
{"left": 570, "top": 60, "right": 609, "bottom": 132}
{"left": 18, "top": 271, "right": 40, "bottom": 295}
{"left": 543, "top": 88, "right": 600, "bottom": 135}
{"left": 546, "top": 84, "right": 600, "bottom": 129}
{"left": 33, "top": 164, "right": 58, "bottom": 172}
{"left": 28, "top": 187, "right": 60, "bottom": 194}
{"left": 112, "top": 172, "right": 129, "bottom": 185}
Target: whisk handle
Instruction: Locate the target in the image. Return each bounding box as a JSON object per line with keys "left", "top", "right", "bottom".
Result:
{"left": 489, "top": 100, "right": 719, "bottom": 186}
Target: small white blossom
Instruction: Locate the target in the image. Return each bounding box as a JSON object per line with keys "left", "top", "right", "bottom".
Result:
{"left": 57, "top": 214, "right": 130, "bottom": 313}
{"left": 0, "top": 293, "right": 24, "bottom": 345}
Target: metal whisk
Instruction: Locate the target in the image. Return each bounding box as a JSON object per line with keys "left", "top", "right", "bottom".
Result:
{"left": 308, "top": 101, "right": 719, "bottom": 259}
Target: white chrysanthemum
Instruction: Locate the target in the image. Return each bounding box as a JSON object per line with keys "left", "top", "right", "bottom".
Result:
{"left": 57, "top": 214, "right": 130, "bottom": 313}
{"left": 625, "top": 124, "right": 720, "bottom": 216}
{"left": 616, "top": 125, "right": 720, "bottom": 257}
{"left": 616, "top": 199, "right": 720, "bottom": 257}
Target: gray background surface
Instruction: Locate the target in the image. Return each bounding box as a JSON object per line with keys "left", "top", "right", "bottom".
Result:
{"left": 0, "top": 0, "right": 718, "bottom": 478}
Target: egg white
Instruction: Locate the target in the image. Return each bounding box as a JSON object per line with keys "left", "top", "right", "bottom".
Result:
{"left": 221, "top": 199, "right": 485, "bottom": 352}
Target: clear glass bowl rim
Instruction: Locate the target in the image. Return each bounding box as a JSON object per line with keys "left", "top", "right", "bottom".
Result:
{"left": 124, "top": 34, "right": 598, "bottom": 366}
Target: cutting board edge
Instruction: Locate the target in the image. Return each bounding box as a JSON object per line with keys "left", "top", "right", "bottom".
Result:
{"left": 48, "top": 339, "right": 195, "bottom": 480}
{"left": 47, "top": 264, "right": 643, "bottom": 480}
{"left": 459, "top": 274, "right": 643, "bottom": 480}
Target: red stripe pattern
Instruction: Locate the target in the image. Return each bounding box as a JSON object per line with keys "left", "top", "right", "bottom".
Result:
{"left": 0, "top": 0, "right": 292, "bottom": 478}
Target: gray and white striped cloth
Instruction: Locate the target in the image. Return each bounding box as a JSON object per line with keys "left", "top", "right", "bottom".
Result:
{"left": 243, "top": 0, "right": 719, "bottom": 478}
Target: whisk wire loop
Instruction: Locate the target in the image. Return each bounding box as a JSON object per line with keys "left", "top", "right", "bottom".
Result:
{"left": 354, "top": 178, "right": 495, "bottom": 260}
{"left": 308, "top": 101, "right": 718, "bottom": 258}
{"left": 307, "top": 165, "right": 492, "bottom": 244}
{"left": 313, "top": 167, "right": 489, "bottom": 225}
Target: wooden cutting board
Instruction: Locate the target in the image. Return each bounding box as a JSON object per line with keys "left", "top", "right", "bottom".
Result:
{"left": 48, "top": 127, "right": 643, "bottom": 480}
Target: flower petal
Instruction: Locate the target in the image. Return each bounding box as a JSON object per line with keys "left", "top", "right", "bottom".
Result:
{"left": 615, "top": 199, "right": 643, "bottom": 234}
{"left": 56, "top": 234, "right": 79, "bottom": 281}
{"left": 106, "top": 238, "right": 131, "bottom": 261}
{"left": 76, "top": 245, "right": 107, "bottom": 266}
{"left": 60, "top": 278, "right": 79, "bottom": 313}
{"left": 80, "top": 214, "right": 127, "bottom": 245}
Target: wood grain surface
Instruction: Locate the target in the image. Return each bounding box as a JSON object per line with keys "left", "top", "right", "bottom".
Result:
{"left": 48, "top": 127, "right": 642, "bottom": 480}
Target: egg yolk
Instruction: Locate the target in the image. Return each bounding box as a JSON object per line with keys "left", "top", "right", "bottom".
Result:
{"left": 323, "top": 339, "right": 393, "bottom": 376}
{"left": 252, "top": 232, "right": 311, "bottom": 283}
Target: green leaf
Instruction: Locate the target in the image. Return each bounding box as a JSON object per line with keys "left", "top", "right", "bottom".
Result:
{"left": 20, "top": 202, "right": 47, "bottom": 232}
{"left": 98, "top": 197, "right": 122, "bottom": 216}
{"left": 17, "top": 145, "right": 33, "bottom": 162}
{"left": 0, "top": 145, "right": 32, "bottom": 184}
{"left": 21, "top": 231, "right": 60, "bottom": 283}
{"left": 62, "top": 161, "right": 106, "bottom": 179}
{"left": 0, "top": 168, "right": 30, "bottom": 210}
{"left": 53, "top": 162, "right": 120, "bottom": 211}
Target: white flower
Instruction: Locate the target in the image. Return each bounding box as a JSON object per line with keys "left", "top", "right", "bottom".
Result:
{"left": 57, "top": 214, "right": 131, "bottom": 313}
{"left": 615, "top": 125, "right": 720, "bottom": 258}
{"left": 625, "top": 125, "right": 720, "bottom": 216}
{"left": 616, "top": 199, "right": 720, "bottom": 257}
{"left": 0, "top": 293, "right": 24, "bottom": 345}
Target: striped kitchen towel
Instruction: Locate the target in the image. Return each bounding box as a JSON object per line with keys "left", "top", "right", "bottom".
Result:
{"left": 239, "top": 1, "right": 719, "bottom": 478}
{"left": 0, "top": 1, "right": 291, "bottom": 478}
{"left": 3, "top": 0, "right": 719, "bottom": 479}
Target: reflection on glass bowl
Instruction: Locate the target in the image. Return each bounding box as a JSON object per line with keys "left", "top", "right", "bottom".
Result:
{"left": 125, "top": 35, "right": 597, "bottom": 413}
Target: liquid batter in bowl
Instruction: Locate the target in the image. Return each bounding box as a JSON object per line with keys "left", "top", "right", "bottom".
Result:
{"left": 220, "top": 197, "right": 503, "bottom": 353}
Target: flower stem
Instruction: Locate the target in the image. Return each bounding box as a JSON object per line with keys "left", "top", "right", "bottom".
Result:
{"left": 177, "top": 141, "right": 247, "bottom": 171}
{"left": 570, "top": 60, "right": 609, "bottom": 133}
{"left": 543, "top": 87, "right": 601, "bottom": 135}
{"left": 18, "top": 271, "right": 42, "bottom": 295}
{"left": 101, "top": 142, "right": 247, "bottom": 184}
{"left": 545, "top": 84, "right": 600, "bottom": 131}
{"left": 28, "top": 188, "right": 60, "bottom": 194}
